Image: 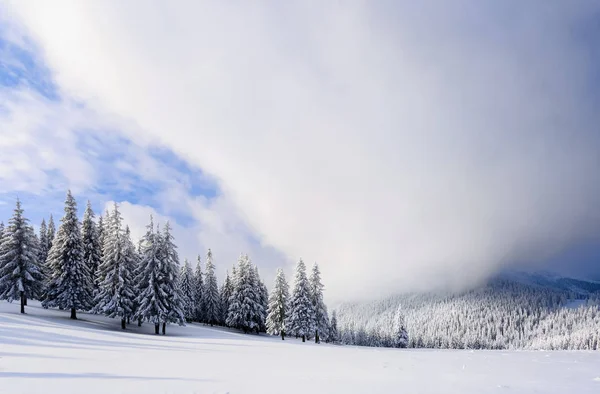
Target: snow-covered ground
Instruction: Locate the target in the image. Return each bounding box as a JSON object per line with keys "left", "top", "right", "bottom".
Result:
{"left": 1, "top": 301, "right": 599, "bottom": 394}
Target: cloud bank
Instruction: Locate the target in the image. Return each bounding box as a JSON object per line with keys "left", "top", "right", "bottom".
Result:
{"left": 4, "top": 1, "right": 600, "bottom": 301}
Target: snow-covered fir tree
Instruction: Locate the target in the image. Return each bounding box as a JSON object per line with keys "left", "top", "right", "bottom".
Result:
{"left": 219, "top": 270, "right": 233, "bottom": 325}
{"left": 38, "top": 219, "right": 49, "bottom": 266}
{"left": 227, "top": 254, "right": 263, "bottom": 333}
{"left": 202, "top": 249, "right": 220, "bottom": 326}
{"left": 266, "top": 268, "right": 290, "bottom": 339}
{"left": 158, "top": 222, "right": 186, "bottom": 334}
{"left": 47, "top": 214, "right": 56, "bottom": 249}
{"left": 81, "top": 200, "right": 101, "bottom": 293}
{"left": 97, "top": 213, "right": 105, "bottom": 262}
{"left": 328, "top": 310, "right": 339, "bottom": 343}
{"left": 193, "top": 256, "right": 204, "bottom": 322}
{"left": 93, "top": 204, "right": 136, "bottom": 329}
{"left": 0, "top": 199, "right": 44, "bottom": 313}
{"left": 287, "top": 259, "right": 315, "bottom": 342}
{"left": 255, "top": 266, "right": 269, "bottom": 332}
{"left": 43, "top": 191, "right": 93, "bottom": 319}
{"left": 394, "top": 307, "right": 409, "bottom": 348}
{"left": 134, "top": 216, "right": 165, "bottom": 334}
{"left": 309, "top": 262, "right": 329, "bottom": 343}
{"left": 179, "top": 259, "right": 195, "bottom": 322}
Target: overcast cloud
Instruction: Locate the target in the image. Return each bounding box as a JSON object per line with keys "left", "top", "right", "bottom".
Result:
{"left": 3, "top": 1, "right": 600, "bottom": 301}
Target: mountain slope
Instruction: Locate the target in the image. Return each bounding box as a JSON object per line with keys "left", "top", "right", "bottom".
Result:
{"left": 336, "top": 272, "right": 600, "bottom": 350}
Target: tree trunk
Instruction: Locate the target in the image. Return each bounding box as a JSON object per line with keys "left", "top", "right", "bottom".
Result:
{"left": 20, "top": 292, "right": 25, "bottom": 314}
{"left": 154, "top": 323, "right": 160, "bottom": 334}
{"left": 70, "top": 308, "right": 77, "bottom": 320}
{"left": 138, "top": 318, "right": 142, "bottom": 327}
{"left": 315, "top": 330, "right": 320, "bottom": 344}
{"left": 121, "top": 318, "right": 126, "bottom": 330}
{"left": 162, "top": 322, "right": 166, "bottom": 335}
{"left": 302, "top": 334, "right": 306, "bottom": 343}
{"left": 281, "top": 331, "right": 285, "bottom": 340}
{"left": 24, "top": 296, "right": 27, "bottom": 306}
{"left": 127, "top": 316, "right": 130, "bottom": 324}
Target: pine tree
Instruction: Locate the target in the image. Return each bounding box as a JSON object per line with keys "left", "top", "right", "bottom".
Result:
{"left": 287, "top": 259, "right": 315, "bottom": 342}
{"left": 81, "top": 201, "right": 101, "bottom": 293}
{"left": 158, "top": 222, "right": 186, "bottom": 334}
{"left": 43, "top": 191, "right": 93, "bottom": 318}
{"left": 134, "top": 216, "right": 165, "bottom": 334}
{"left": 227, "top": 254, "right": 262, "bottom": 333}
{"left": 310, "top": 262, "right": 329, "bottom": 343}
{"left": 179, "top": 259, "right": 195, "bottom": 322}
{"left": 328, "top": 310, "right": 339, "bottom": 343}
{"left": 97, "top": 213, "right": 105, "bottom": 263}
{"left": 193, "top": 256, "right": 204, "bottom": 322}
{"left": 219, "top": 270, "right": 233, "bottom": 325}
{"left": 266, "top": 268, "right": 290, "bottom": 339}
{"left": 93, "top": 204, "right": 136, "bottom": 329}
{"left": 203, "top": 249, "right": 220, "bottom": 326}
{"left": 0, "top": 199, "right": 43, "bottom": 313}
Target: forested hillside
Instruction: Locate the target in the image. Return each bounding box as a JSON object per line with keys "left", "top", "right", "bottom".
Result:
{"left": 337, "top": 274, "right": 600, "bottom": 350}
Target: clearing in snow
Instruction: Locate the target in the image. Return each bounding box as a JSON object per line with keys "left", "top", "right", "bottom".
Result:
{"left": 1, "top": 301, "right": 599, "bottom": 394}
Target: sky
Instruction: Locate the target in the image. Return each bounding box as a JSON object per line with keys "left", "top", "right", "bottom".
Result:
{"left": 1, "top": 1, "right": 599, "bottom": 302}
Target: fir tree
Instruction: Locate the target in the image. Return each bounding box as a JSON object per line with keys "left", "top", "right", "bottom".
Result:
{"left": 203, "top": 249, "right": 220, "bottom": 326}
{"left": 328, "top": 310, "right": 339, "bottom": 343}
{"left": 158, "top": 222, "right": 186, "bottom": 334}
{"left": 97, "top": 213, "right": 105, "bottom": 263}
{"left": 310, "top": 262, "right": 329, "bottom": 343}
{"left": 287, "top": 259, "right": 315, "bottom": 342}
{"left": 43, "top": 191, "right": 93, "bottom": 319}
{"left": 0, "top": 199, "right": 43, "bottom": 313}
{"left": 227, "top": 254, "right": 262, "bottom": 333}
{"left": 81, "top": 200, "right": 101, "bottom": 293}
{"left": 134, "top": 216, "right": 165, "bottom": 334}
{"left": 93, "top": 204, "right": 136, "bottom": 329}
{"left": 394, "top": 307, "right": 409, "bottom": 348}
{"left": 193, "top": 256, "right": 204, "bottom": 322}
{"left": 38, "top": 219, "right": 49, "bottom": 267}
{"left": 255, "top": 266, "right": 269, "bottom": 332}
{"left": 219, "top": 270, "right": 233, "bottom": 325}
{"left": 47, "top": 214, "right": 56, "bottom": 248}
{"left": 179, "top": 259, "right": 195, "bottom": 321}
{"left": 266, "top": 268, "right": 290, "bottom": 339}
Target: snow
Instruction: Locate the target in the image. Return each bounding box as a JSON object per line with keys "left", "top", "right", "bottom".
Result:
{"left": 2, "top": 301, "right": 600, "bottom": 394}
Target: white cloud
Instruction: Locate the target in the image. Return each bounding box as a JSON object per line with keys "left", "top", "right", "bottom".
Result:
{"left": 5, "top": 1, "right": 600, "bottom": 301}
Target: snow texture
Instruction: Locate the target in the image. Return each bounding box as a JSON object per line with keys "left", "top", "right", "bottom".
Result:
{"left": 1, "top": 300, "right": 599, "bottom": 394}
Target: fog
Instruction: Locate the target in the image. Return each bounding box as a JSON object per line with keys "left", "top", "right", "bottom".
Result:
{"left": 7, "top": 1, "right": 600, "bottom": 301}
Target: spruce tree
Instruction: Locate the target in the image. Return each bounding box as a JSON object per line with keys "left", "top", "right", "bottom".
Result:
{"left": 227, "top": 254, "right": 262, "bottom": 333}
{"left": 203, "top": 249, "right": 220, "bottom": 326}
{"left": 220, "top": 270, "right": 233, "bottom": 325}
{"left": 47, "top": 214, "right": 56, "bottom": 248}
{"left": 394, "top": 307, "right": 409, "bottom": 348}
{"left": 328, "top": 310, "right": 339, "bottom": 343}
{"left": 93, "top": 204, "right": 136, "bottom": 329}
{"left": 134, "top": 216, "right": 165, "bottom": 334}
{"left": 255, "top": 266, "right": 269, "bottom": 332}
{"left": 287, "top": 259, "right": 315, "bottom": 342}
{"left": 266, "top": 268, "right": 290, "bottom": 339}
{"left": 82, "top": 201, "right": 101, "bottom": 293}
{"left": 193, "top": 256, "right": 204, "bottom": 322}
{"left": 158, "top": 222, "right": 186, "bottom": 334}
{"left": 0, "top": 200, "right": 43, "bottom": 313}
{"left": 310, "top": 262, "right": 329, "bottom": 343}
{"left": 179, "top": 259, "right": 195, "bottom": 322}
{"left": 43, "top": 191, "right": 94, "bottom": 319}
{"left": 38, "top": 219, "right": 49, "bottom": 266}
{"left": 97, "top": 213, "right": 105, "bottom": 263}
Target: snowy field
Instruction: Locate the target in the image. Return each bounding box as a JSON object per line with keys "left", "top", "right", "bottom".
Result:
{"left": 1, "top": 302, "right": 599, "bottom": 394}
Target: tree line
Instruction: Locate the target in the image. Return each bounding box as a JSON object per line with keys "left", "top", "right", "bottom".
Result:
{"left": 0, "top": 191, "right": 345, "bottom": 342}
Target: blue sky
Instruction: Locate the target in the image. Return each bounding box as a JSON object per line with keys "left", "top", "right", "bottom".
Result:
{"left": 1, "top": 2, "right": 599, "bottom": 300}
